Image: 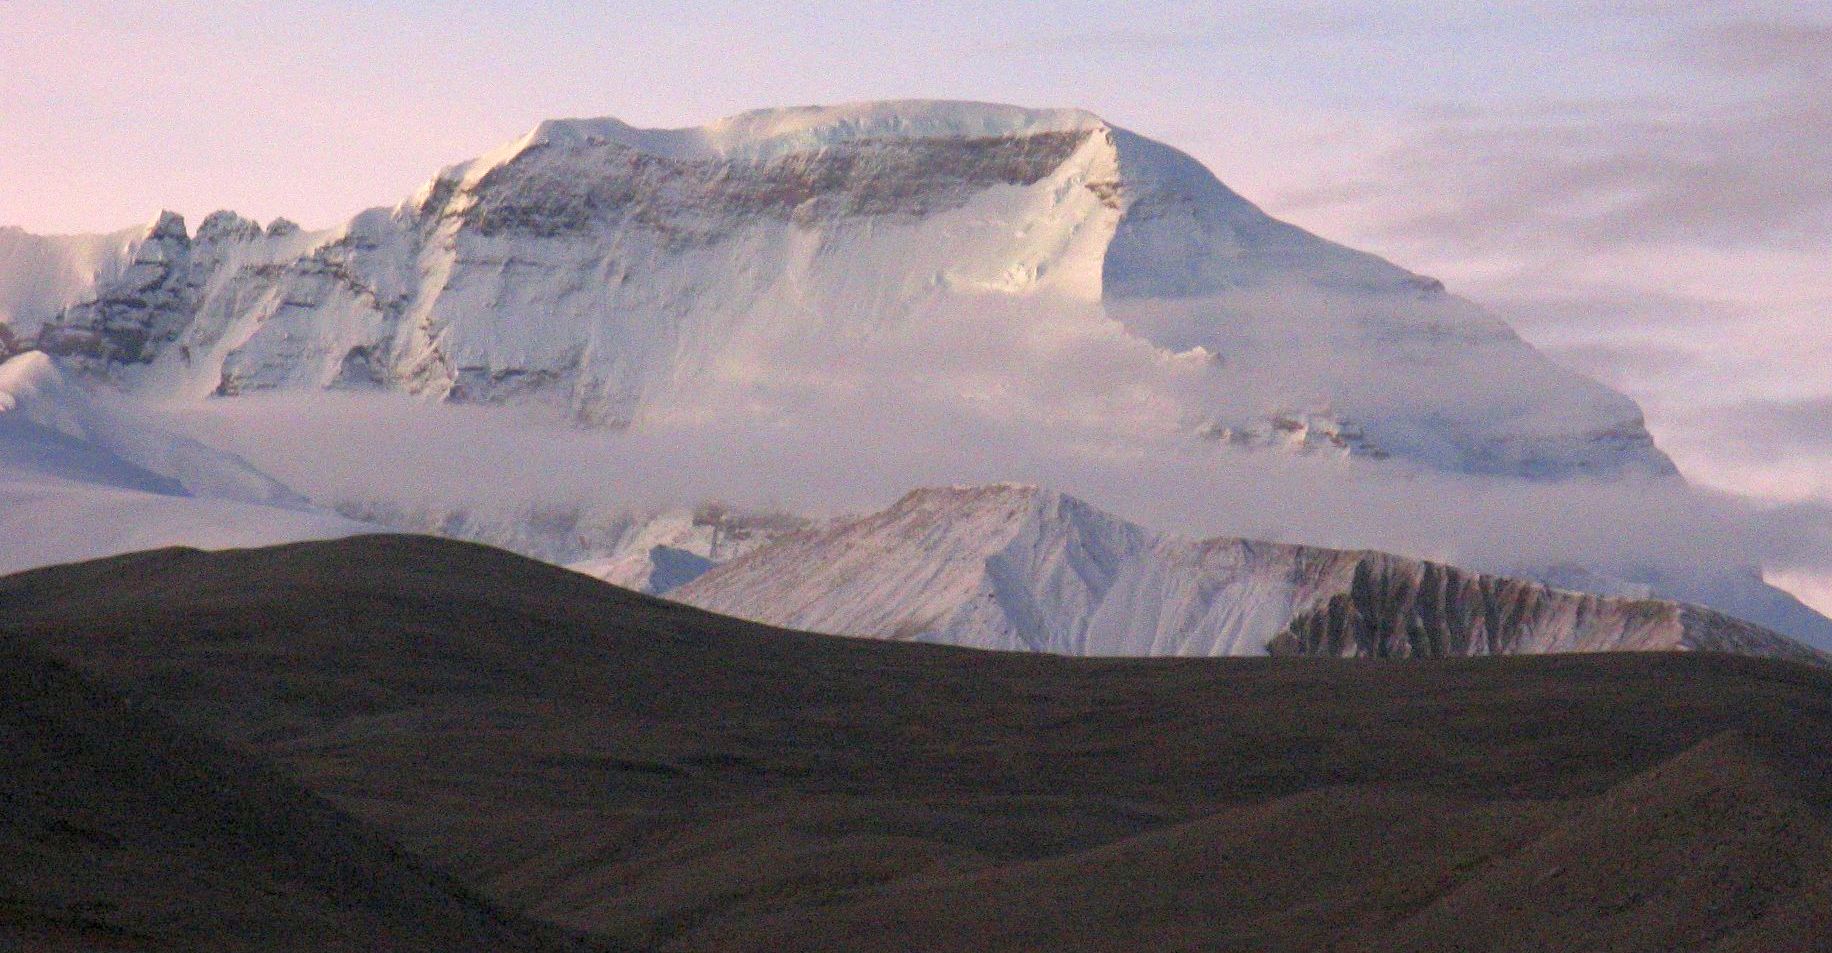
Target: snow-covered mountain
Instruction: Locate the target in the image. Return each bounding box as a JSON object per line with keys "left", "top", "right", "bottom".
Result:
{"left": 11, "top": 101, "right": 1672, "bottom": 481}
{"left": 0, "top": 351, "right": 367, "bottom": 575}
{"left": 4, "top": 99, "right": 1821, "bottom": 651}
{"left": 675, "top": 484, "right": 1823, "bottom": 662}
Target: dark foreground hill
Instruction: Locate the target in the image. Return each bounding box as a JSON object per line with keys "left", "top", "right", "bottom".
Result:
{"left": 4, "top": 534, "right": 1832, "bottom": 951}
{"left": 0, "top": 642, "right": 596, "bottom": 952}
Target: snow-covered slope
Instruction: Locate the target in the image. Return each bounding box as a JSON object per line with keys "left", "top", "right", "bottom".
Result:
{"left": 0, "top": 350, "right": 301, "bottom": 505}
{"left": 1514, "top": 562, "right": 1832, "bottom": 662}
{"left": 675, "top": 484, "right": 1822, "bottom": 662}
{"left": 560, "top": 504, "right": 808, "bottom": 593}
{"left": 0, "top": 352, "right": 367, "bottom": 575}
{"left": 11, "top": 101, "right": 1671, "bottom": 481}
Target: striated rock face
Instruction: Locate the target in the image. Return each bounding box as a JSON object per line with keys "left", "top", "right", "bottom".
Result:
{"left": 452, "top": 129, "right": 1093, "bottom": 237}
{"left": 675, "top": 483, "right": 1824, "bottom": 663}
{"left": 0, "top": 101, "right": 1674, "bottom": 480}
{"left": 1269, "top": 555, "right": 1823, "bottom": 664}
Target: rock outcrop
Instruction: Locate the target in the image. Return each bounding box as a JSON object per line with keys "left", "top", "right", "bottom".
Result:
{"left": 1269, "top": 553, "right": 1824, "bottom": 664}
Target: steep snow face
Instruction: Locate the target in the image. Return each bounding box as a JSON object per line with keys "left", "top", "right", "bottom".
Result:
{"left": 22, "top": 211, "right": 326, "bottom": 377}
{"left": 675, "top": 484, "right": 1821, "bottom": 661}
{"left": 6, "top": 101, "right": 1672, "bottom": 481}
{"left": 0, "top": 352, "right": 367, "bottom": 575}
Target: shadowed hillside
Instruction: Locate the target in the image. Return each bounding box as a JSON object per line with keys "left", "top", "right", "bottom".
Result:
{"left": 0, "top": 643, "right": 600, "bottom": 952}
{"left": 5, "top": 534, "right": 1832, "bottom": 951}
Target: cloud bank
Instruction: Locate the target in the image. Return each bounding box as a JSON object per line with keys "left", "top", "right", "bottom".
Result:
{"left": 134, "top": 295, "right": 1832, "bottom": 602}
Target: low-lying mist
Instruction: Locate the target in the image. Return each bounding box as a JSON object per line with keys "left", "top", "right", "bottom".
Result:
{"left": 139, "top": 387, "right": 1831, "bottom": 596}
{"left": 125, "top": 288, "right": 1832, "bottom": 618}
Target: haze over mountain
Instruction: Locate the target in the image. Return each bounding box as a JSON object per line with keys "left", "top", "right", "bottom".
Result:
{"left": 6, "top": 8, "right": 1829, "bottom": 949}
{"left": 6, "top": 4, "right": 1827, "bottom": 617}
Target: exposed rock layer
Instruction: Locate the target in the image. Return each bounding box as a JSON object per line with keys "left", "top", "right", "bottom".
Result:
{"left": 1270, "top": 553, "right": 1822, "bottom": 663}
